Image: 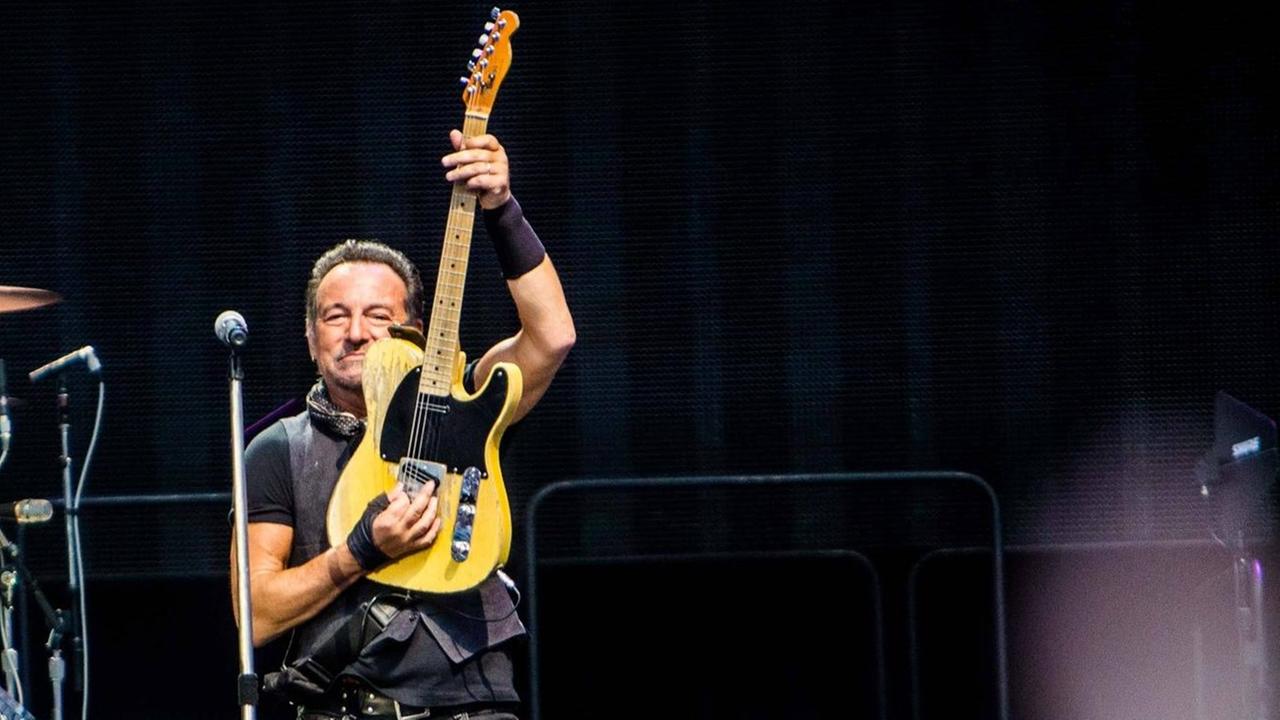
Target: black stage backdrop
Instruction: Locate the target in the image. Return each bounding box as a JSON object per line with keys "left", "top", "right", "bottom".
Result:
{"left": 0, "top": 1, "right": 1276, "bottom": 718}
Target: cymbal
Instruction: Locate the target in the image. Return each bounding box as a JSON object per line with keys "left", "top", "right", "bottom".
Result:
{"left": 0, "top": 286, "right": 62, "bottom": 313}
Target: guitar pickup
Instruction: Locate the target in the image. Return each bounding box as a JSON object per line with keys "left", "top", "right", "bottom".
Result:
{"left": 451, "top": 467, "right": 483, "bottom": 562}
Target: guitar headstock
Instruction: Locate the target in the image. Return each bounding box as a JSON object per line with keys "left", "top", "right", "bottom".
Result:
{"left": 460, "top": 7, "right": 520, "bottom": 113}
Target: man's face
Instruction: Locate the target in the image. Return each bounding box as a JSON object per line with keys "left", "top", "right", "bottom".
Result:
{"left": 307, "top": 261, "right": 411, "bottom": 396}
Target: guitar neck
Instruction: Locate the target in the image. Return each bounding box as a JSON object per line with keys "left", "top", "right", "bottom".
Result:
{"left": 419, "top": 112, "right": 491, "bottom": 397}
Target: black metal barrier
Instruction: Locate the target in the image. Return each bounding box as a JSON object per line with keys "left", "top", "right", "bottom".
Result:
{"left": 32, "top": 492, "right": 234, "bottom": 577}
{"left": 524, "top": 472, "right": 1007, "bottom": 720}
{"left": 13, "top": 477, "right": 1009, "bottom": 719}
{"left": 12, "top": 492, "right": 232, "bottom": 700}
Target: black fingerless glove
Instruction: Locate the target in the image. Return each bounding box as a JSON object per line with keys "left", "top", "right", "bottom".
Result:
{"left": 346, "top": 493, "right": 391, "bottom": 571}
{"left": 484, "top": 196, "right": 547, "bottom": 279}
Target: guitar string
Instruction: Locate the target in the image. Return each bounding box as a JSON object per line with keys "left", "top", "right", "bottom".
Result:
{"left": 423, "top": 102, "right": 481, "bottom": 478}
{"left": 405, "top": 90, "right": 484, "bottom": 502}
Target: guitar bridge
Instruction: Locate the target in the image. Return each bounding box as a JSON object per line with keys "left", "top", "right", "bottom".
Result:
{"left": 398, "top": 458, "right": 446, "bottom": 498}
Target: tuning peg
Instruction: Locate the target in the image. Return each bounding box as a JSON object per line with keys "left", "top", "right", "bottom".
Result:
{"left": 491, "top": 31, "right": 502, "bottom": 43}
{"left": 459, "top": 76, "right": 471, "bottom": 87}
{"left": 467, "top": 60, "right": 477, "bottom": 72}
{"left": 478, "top": 33, "right": 490, "bottom": 46}
{"left": 485, "top": 44, "right": 495, "bottom": 55}
{"left": 484, "top": 22, "right": 495, "bottom": 32}
{"left": 491, "top": 7, "right": 501, "bottom": 21}
{"left": 472, "top": 48, "right": 483, "bottom": 59}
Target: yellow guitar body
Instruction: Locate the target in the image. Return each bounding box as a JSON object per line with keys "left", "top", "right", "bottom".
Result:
{"left": 325, "top": 336, "right": 522, "bottom": 594}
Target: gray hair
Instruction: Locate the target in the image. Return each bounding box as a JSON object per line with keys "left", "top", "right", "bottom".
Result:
{"left": 305, "top": 239, "right": 424, "bottom": 326}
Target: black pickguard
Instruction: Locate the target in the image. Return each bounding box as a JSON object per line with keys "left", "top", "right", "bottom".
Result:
{"left": 378, "top": 365, "right": 510, "bottom": 477}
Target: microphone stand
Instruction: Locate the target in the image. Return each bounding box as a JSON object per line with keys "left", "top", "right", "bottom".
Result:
{"left": 54, "top": 375, "right": 79, "bottom": 720}
{"left": 1231, "top": 531, "right": 1269, "bottom": 720}
{"left": 227, "top": 346, "right": 258, "bottom": 719}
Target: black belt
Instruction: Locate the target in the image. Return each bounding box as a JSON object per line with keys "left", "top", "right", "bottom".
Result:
{"left": 299, "top": 684, "right": 515, "bottom": 719}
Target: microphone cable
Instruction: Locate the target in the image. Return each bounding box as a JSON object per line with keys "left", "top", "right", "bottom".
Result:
{"left": 72, "top": 377, "right": 104, "bottom": 720}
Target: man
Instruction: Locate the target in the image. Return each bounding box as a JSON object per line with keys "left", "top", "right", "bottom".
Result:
{"left": 233, "top": 130, "right": 574, "bottom": 719}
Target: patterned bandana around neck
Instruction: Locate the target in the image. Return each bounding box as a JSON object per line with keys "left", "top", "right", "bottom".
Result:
{"left": 305, "top": 379, "right": 365, "bottom": 439}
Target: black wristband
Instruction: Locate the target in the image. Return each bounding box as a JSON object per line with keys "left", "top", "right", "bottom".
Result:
{"left": 484, "top": 196, "right": 547, "bottom": 279}
{"left": 346, "top": 493, "right": 390, "bottom": 571}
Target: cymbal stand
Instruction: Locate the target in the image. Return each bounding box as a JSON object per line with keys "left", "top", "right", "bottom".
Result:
{"left": 0, "top": 359, "right": 18, "bottom": 699}
{"left": 2, "top": 563, "right": 19, "bottom": 701}
{"left": 1, "top": 358, "right": 12, "bottom": 472}
{"left": 0, "top": 526, "right": 64, "bottom": 720}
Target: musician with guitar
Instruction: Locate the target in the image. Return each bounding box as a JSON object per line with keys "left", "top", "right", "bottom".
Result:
{"left": 231, "top": 12, "right": 574, "bottom": 718}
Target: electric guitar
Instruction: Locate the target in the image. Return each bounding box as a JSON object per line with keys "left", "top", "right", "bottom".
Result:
{"left": 326, "top": 8, "right": 522, "bottom": 594}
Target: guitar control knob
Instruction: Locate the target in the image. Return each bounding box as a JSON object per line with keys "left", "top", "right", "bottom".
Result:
{"left": 455, "top": 503, "right": 476, "bottom": 534}
{"left": 461, "top": 467, "right": 482, "bottom": 503}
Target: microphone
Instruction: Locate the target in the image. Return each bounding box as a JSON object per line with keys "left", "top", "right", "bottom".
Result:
{"left": 215, "top": 310, "right": 249, "bottom": 349}
{"left": 11, "top": 498, "right": 53, "bottom": 524}
{"left": 0, "top": 499, "right": 53, "bottom": 553}
{"left": 28, "top": 345, "right": 102, "bottom": 384}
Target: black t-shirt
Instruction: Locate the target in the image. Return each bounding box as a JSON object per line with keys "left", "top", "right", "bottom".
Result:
{"left": 245, "top": 420, "right": 295, "bottom": 525}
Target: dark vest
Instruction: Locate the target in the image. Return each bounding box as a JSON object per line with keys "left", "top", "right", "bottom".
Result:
{"left": 280, "top": 411, "right": 525, "bottom": 703}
